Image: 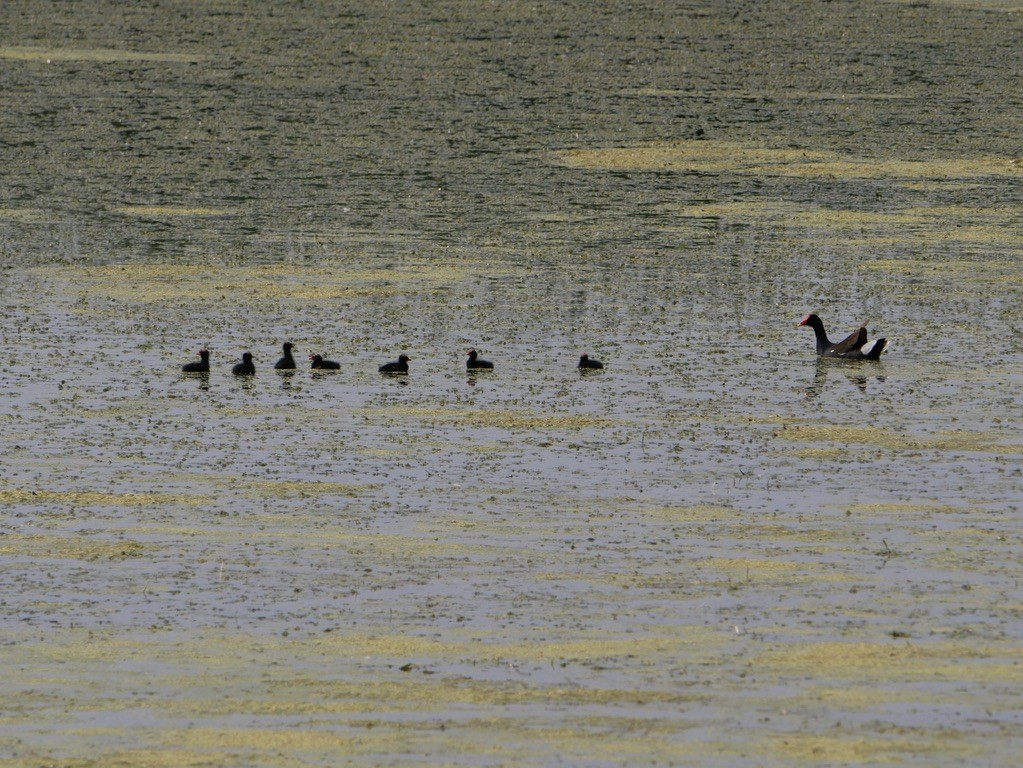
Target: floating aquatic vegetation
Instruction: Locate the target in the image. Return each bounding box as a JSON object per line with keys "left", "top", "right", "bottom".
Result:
{"left": 0, "top": 45, "right": 204, "bottom": 62}
{"left": 555, "top": 140, "right": 1023, "bottom": 180}
{"left": 0, "top": 534, "right": 145, "bottom": 561}
{"left": 0, "top": 488, "right": 209, "bottom": 507}
{"left": 112, "top": 206, "right": 234, "bottom": 217}
{"left": 754, "top": 640, "right": 1023, "bottom": 683}
{"left": 359, "top": 405, "right": 616, "bottom": 430}
{"left": 243, "top": 479, "right": 370, "bottom": 498}
{"left": 775, "top": 425, "right": 1016, "bottom": 453}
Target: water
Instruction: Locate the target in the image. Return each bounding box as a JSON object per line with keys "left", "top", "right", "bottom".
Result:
{"left": 2, "top": 1, "right": 1023, "bottom": 765}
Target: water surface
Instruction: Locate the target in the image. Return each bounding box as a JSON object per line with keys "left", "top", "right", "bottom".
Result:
{"left": 1, "top": 0, "right": 1022, "bottom": 765}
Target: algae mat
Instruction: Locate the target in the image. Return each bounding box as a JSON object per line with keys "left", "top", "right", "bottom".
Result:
{"left": 2, "top": 0, "right": 1023, "bottom": 766}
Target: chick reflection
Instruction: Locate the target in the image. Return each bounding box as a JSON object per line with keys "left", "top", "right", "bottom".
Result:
{"left": 278, "top": 369, "right": 297, "bottom": 390}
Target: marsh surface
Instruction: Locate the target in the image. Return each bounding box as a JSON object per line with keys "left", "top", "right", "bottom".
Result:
{"left": 2, "top": 1, "right": 1022, "bottom": 766}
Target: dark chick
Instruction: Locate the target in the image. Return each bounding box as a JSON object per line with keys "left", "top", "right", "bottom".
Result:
{"left": 466, "top": 349, "right": 494, "bottom": 370}
{"left": 379, "top": 354, "right": 411, "bottom": 374}
{"left": 182, "top": 349, "right": 210, "bottom": 373}
{"left": 274, "top": 341, "right": 297, "bottom": 370}
{"left": 310, "top": 354, "right": 340, "bottom": 370}
{"left": 232, "top": 352, "right": 256, "bottom": 375}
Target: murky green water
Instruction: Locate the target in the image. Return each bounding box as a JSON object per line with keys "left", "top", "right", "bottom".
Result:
{"left": 2, "top": 1, "right": 1022, "bottom": 766}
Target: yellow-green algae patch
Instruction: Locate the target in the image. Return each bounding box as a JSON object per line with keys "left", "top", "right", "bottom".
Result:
{"left": 554, "top": 140, "right": 1023, "bottom": 180}
{"left": 158, "top": 723, "right": 702, "bottom": 764}
{"left": 636, "top": 503, "right": 740, "bottom": 522}
{"left": 634, "top": 505, "right": 855, "bottom": 545}
{"left": 792, "top": 209, "right": 1023, "bottom": 246}
{"left": 775, "top": 425, "right": 1015, "bottom": 453}
{"left": 861, "top": 257, "right": 1023, "bottom": 279}
{"left": 892, "top": 0, "right": 1023, "bottom": 9}
{"left": 356, "top": 446, "right": 415, "bottom": 457}
{"left": 15, "top": 625, "right": 732, "bottom": 675}
{"left": 360, "top": 405, "right": 616, "bottom": 430}
{"left": 17, "top": 749, "right": 232, "bottom": 768}
{"left": 799, "top": 683, "right": 974, "bottom": 709}
{"left": 556, "top": 141, "right": 833, "bottom": 173}
{"left": 243, "top": 479, "right": 371, "bottom": 498}
{"left": 160, "top": 728, "right": 385, "bottom": 754}
{"left": 922, "top": 526, "right": 1006, "bottom": 541}
{"left": 36, "top": 263, "right": 478, "bottom": 303}
{"left": 0, "top": 45, "right": 205, "bottom": 63}
{"left": 843, "top": 502, "right": 965, "bottom": 516}
{"left": 732, "top": 523, "right": 854, "bottom": 545}
{"left": 755, "top": 641, "right": 1023, "bottom": 683}
{"left": 764, "top": 732, "right": 985, "bottom": 764}
{"left": 787, "top": 446, "right": 847, "bottom": 460}
{"left": 0, "top": 488, "right": 210, "bottom": 507}
{"left": 624, "top": 88, "right": 916, "bottom": 101}
{"left": 674, "top": 201, "right": 807, "bottom": 220}
{"left": 299, "top": 629, "right": 722, "bottom": 665}
{"left": 0, "top": 534, "right": 145, "bottom": 561}
{"left": 170, "top": 679, "right": 703, "bottom": 720}
{"left": 695, "top": 557, "right": 851, "bottom": 583}
{"left": 0, "top": 207, "right": 61, "bottom": 223}
{"left": 668, "top": 200, "right": 1023, "bottom": 250}
{"left": 113, "top": 205, "right": 234, "bottom": 217}
{"left": 118, "top": 524, "right": 529, "bottom": 560}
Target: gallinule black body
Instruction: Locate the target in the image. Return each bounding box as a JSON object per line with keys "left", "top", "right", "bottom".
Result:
{"left": 578, "top": 353, "right": 604, "bottom": 369}
{"left": 799, "top": 314, "right": 889, "bottom": 360}
{"left": 466, "top": 349, "right": 494, "bottom": 369}
{"left": 310, "top": 354, "right": 340, "bottom": 370}
{"left": 232, "top": 352, "right": 256, "bottom": 375}
{"left": 379, "top": 354, "right": 410, "bottom": 374}
{"left": 274, "top": 342, "right": 297, "bottom": 370}
{"left": 182, "top": 349, "right": 210, "bottom": 373}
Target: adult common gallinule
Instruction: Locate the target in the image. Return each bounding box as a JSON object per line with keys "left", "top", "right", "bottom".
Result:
{"left": 379, "top": 354, "right": 411, "bottom": 374}
{"left": 799, "top": 314, "right": 889, "bottom": 360}
{"left": 182, "top": 349, "right": 210, "bottom": 373}
{"left": 232, "top": 352, "right": 256, "bottom": 375}
{"left": 274, "top": 342, "right": 297, "bottom": 370}
{"left": 578, "top": 353, "right": 604, "bottom": 369}
{"left": 310, "top": 354, "right": 340, "bottom": 370}
{"left": 466, "top": 349, "right": 494, "bottom": 369}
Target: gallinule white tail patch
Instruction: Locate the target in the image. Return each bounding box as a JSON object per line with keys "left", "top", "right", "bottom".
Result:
{"left": 379, "top": 354, "right": 410, "bottom": 373}
{"left": 578, "top": 353, "right": 604, "bottom": 369}
{"left": 274, "top": 342, "right": 297, "bottom": 370}
{"left": 466, "top": 349, "right": 494, "bottom": 369}
{"left": 309, "top": 354, "right": 340, "bottom": 370}
{"left": 232, "top": 352, "right": 256, "bottom": 375}
{"left": 799, "top": 314, "right": 889, "bottom": 360}
{"left": 182, "top": 349, "right": 210, "bottom": 373}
